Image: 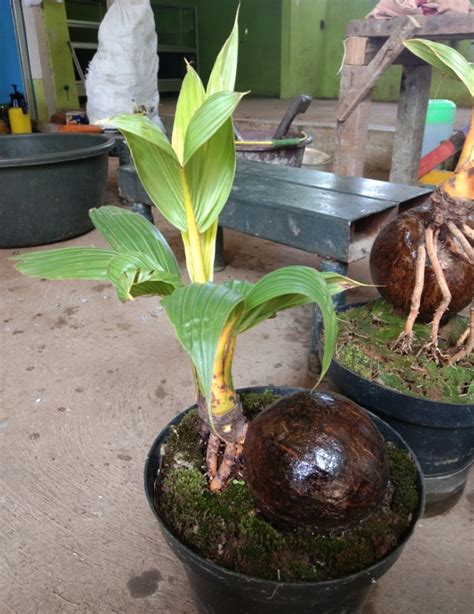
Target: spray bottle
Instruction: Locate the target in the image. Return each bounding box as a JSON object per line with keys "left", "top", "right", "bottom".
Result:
{"left": 8, "top": 84, "right": 32, "bottom": 134}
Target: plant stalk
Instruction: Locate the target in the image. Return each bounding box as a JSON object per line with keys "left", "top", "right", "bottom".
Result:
{"left": 180, "top": 168, "right": 207, "bottom": 283}
{"left": 210, "top": 321, "right": 239, "bottom": 418}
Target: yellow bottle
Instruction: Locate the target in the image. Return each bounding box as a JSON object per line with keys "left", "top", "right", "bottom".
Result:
{"left": 8, "top": 84, "right": 32, "bottom": 135}
{"left": 8, "top": 107, "right": 32, "bottom": 135}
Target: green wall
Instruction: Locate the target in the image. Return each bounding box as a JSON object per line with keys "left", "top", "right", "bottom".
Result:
{"left": 43, "top": 0, "right": 79, "bottom": 110}
{"left": 280, "top": 0, "right": 328, "bottom": 99}
{"left": 61, "top": 0, "right": 473, "bottom": 105}
{"left": 196, "top": 0, "right": 282, "bottom": 96}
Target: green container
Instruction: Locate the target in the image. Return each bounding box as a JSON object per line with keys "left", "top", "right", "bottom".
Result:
{"left": 422, "top": 100, "right": 457, "bottom": 156}
{"left": 425, "top": 99, "right": 457, "bottom": 125}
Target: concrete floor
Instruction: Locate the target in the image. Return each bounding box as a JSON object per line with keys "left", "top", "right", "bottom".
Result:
{"left": 1, "top": 161, "right": 473, "bottom": 613}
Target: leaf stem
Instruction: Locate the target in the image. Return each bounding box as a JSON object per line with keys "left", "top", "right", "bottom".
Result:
{"left": 210, "top": 321, "right": 239, "bottom": 417}
{"left": 180, "top": 168, "right": 207, "bottom": 283}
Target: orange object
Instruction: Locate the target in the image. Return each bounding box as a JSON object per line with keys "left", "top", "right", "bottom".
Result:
{"left": 58, "top": 124, "right": 102, "bottom": 133}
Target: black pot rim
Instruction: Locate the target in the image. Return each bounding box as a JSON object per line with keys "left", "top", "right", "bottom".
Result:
{"left": 0, "top": 133, "right": 116, "bottom": 168}
{"left": 144, "top": 385, "right": 425, "bottom": 589}
{"left": 330, "top": 303, "right": 474, "bottom": 422}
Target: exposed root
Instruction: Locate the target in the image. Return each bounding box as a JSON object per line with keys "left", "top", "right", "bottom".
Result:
{"left": 455, "top": 326, "right": 470, "bottom": 348}
{"left": 415, "top": 340, "right": 447, "bottom": 364}
{"left": 445, "top": 233, "right": 472, "bottom": 264}
{"left": 448, "top": 305, "right": 474, "bottom": 364}
{"left": 210, "top": 442, "right": 239, "bottom": 492}
{"left": 197, "top": 396, "right": 248, "bottom": 491}
{"left": 446, "top": 221, "right": 474, "bottom": 263}
{"left": 391, "top": 241, "right": 426, "bottom": 354}
{"left": 206, "top": 433, "right": 220, "bottom": 479}
{"left": 424, "top": 226, "right": 452, "bottom": 348}
{"left": 463, "top": 223, "right": 474, "bottom": 242}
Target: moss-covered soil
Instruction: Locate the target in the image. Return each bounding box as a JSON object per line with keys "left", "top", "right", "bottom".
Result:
{"left": 336, "top": 299, "right": 473, "bottom": 405}
{"left": 156, "top": 391, "right": 419, "bottom": 582}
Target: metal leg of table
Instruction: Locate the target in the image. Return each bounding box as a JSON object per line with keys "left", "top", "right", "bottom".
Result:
{"left": 309, "top": 259, "right": 349, "bottom": 377}
{"left": 214, "top": 226, "right": 226, "bottom": 272}
{"left": 131, "top": 202, "right": 154, "bottom": 223}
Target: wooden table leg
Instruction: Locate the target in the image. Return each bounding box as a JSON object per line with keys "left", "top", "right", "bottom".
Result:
{"left": 334, "top": 65, "right": 372, "bottom": 177}
{"left": 389, "top": 64, "right": 432, "bottom": 185}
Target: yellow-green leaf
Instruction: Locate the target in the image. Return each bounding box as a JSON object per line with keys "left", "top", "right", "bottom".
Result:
{"left": 89, "top": 206, "right": 182, "bottom": 279}
{"left": 183, "top": 91, "right": 245, "bottom": 165}
{"left": 185, "top": 119, "right": 236, "bottom": 234}
{"left": 106, "top": 252, "right": 182, "bottom": 302}
{"left": 106, "top": 115, "right": 186, "bottom": 231}
{"left": 161, "top": 283, "right": 245, "bottom": 406}
{"left": 12, "top": 247, "right": 115, "bottom": 280}
{"left": 234, "top": 266, "right": 344, "bottom": 385}
{"left": 404, "top": 39, "right": 474, "bottom": 97}
{"left": 207, "top": 7, "right": 240, "bottom": 95}
{"left": 172, "top": 62, "right": 206, "bottom": 164}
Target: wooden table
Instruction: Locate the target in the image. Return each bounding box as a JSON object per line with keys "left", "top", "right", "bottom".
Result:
{"left": 335, "top": 13, "right": 474, "bottom": 184}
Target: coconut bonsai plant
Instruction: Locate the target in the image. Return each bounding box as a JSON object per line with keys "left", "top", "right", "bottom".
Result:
{"left": 327, "top": 39, "right": 473, "bottom": 513}
{"left": 13, "top": 15, "right": 423, "bottom": 612}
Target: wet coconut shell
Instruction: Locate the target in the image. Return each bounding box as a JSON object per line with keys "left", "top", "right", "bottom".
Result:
{"left": 243, "top": 391, "right": 389, "bottom": 532}
{"left": 370, "top": 210, "right": 474, "bottom": 322}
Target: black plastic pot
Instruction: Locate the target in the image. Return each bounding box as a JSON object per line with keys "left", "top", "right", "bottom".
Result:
{"left": 0, "top": 133, "right": 115, "bottom": 248}
{"left": 235, "top": 130, "right": 313, "bottom": 167}
{"left": 317, "top": 304, "right": 473, "bottom": 514}
{"left": 144, "top": 386, "right": 424, "bottom": 614}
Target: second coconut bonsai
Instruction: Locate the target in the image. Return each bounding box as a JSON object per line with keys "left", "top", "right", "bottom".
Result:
{"left": 329, "top": 39, "right": 473, "bottom": 512}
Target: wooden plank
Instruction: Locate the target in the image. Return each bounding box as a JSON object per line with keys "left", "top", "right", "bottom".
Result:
{"left": 337, "top": 16, "right": 421, "bottom": 122}
{"left": 390, "top": 63, "right": 432, "bottom": 184}
{"left": 347, "top": 13, "right": 474, "bottom": 39}
{"left": 334, "top": 65, "right": 372, "bottom": 177}
{"left": 360, "top": 41, "right": 429, "bottom": 66}
{"left": 345, "top": 37, "right": 370, "bottom": 65}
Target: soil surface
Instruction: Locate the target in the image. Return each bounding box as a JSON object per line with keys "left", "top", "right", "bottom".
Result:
{"left": 335, "top": 300, "right": 473, "bottom": 405}
{"left": 156, "top": 391, "right": 419, "bottom": 582}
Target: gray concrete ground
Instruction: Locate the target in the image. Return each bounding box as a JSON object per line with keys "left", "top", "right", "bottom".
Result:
{"left": 1, "top": 161, "right": 473, "bottom": 613}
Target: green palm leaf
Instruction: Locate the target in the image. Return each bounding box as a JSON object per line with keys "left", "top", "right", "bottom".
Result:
{"left": 12, "top": 247, "right": 115, "bottom": 280}
{"left": 106, "top": 115, "right": 186, "bottom": 231}
{"left": 224, "top": 279, "right": 255, "bottom": 299}
{"left": 172, "top": 62, "right": 206, "bottom": 164}
{"left": 404, "top": 39, "right": 474, "bottom": 97}
{"left": 89, "top": 206, "right": 181, "bottom": 278}
{"left": 207, "top": 7, "right": 239, "bottom": 95}
{"left": 185, "top": 119, "right": 237, "bottom": 233}
{"left": 105, "top": 13, "right": 244, "bottom": 283}
{"left": 161, "top": 283, "right": 245, "bottom": 411}
{"left": 107, "top": 252, "right": 182, "bottom": 302}
{"left": 320, "top": 271, "right": 366, "bottom": 296}
{"left": 183, "top": 91, "right": 245, "bottom": 166}
{"left": 234, "top": 266, "right": 344, "bottom": 382}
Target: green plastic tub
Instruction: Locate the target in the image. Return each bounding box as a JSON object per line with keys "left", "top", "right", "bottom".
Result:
{"left": 421, "top": 99, "right": 457, "bottom": 157}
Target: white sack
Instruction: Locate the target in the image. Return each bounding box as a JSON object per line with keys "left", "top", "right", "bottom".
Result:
{"left": 86, "top": 0, "right": 163, "bottom": 128}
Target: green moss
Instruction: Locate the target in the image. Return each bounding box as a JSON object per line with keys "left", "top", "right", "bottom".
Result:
{"left": 161, "top": 411, "right": 203, "bottom": 472}
{"left": 336, "top": 300, "right": 473, "bottom": 404}
{"left": 156, "top": 391, "right": 420, "bottom": 582}
{"left": 242, "top": 390, "right": 280, "bottom": 418}
{"left": 387, "top": 444, "right": 418, "bottom": 513}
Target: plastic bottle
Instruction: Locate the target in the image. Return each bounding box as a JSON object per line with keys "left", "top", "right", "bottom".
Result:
{"left": 8, "top": 84, "right": 32, "bottom": 134}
